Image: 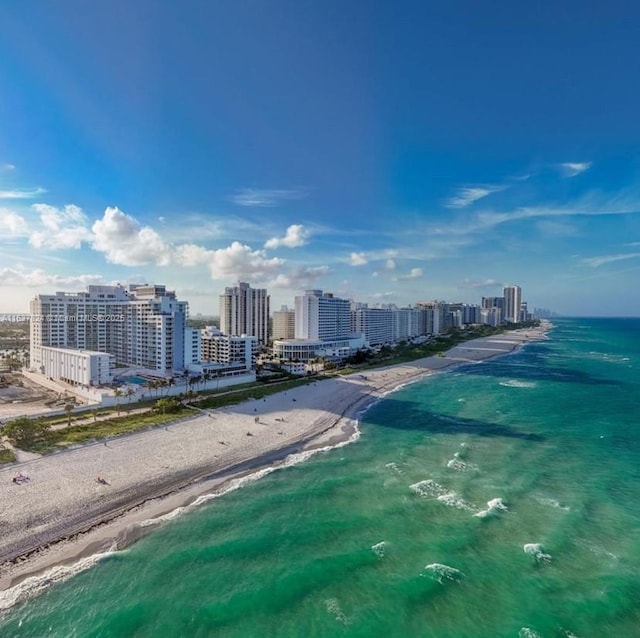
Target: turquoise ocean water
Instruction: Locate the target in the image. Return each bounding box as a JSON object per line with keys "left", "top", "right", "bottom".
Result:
{"left": 1, "top": 318, "right": 639, "bottom": 637}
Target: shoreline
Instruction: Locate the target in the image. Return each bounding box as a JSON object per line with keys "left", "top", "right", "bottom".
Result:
{"left": 0, "top": 324, "right": 550, "bottom": 605}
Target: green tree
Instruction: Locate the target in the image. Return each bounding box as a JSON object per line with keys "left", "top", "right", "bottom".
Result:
{"left": 154, "top": 397, "right": 180, "bottom": 415}
{"left": 4, "top": 417, "right": 51, "bottom": 450}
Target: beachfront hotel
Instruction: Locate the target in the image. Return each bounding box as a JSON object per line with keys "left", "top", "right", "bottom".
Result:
{"left": 272, "top": 290, "right": 365, "bottom": 363}
{"left": 30, "top": 284, "right": 188, "bottom": 382}
{"left": 219, "top": 282, "right": 270, "bottom": 345}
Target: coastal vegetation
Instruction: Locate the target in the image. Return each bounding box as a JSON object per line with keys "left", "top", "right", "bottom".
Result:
{"left": 0, "top": 448, "right": 17, "bottom": 465}
{"left": 2, "top": 376, "right": 321, "bottom": 454}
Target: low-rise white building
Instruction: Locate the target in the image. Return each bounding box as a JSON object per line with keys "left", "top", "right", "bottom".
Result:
{"left": 39, "top": 346, "right": 114, "bottom": 386}
{"left": 272, "top": 335, "right": 366, "bottom": 363}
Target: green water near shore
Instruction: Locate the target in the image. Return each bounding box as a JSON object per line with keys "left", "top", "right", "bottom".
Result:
{"left": 2, "top": 318, "right": 640, "bottom": 637}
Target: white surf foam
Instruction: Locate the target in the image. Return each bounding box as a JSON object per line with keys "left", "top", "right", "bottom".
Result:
{"left": 371, "top": 541, "right": 387, "bottom": 558}
{"left": 523, "top": 543, "right": 552, "bottom": 563}
{"left": 519, "top": 628, "right": 543, "bottom": 638}
{"left": 423, "top": 563, "right": 464, "bottom": 584}
{"left": 499, "top": 380, "right": 537, "bottom": 388}
{"left": 410, "top": 480, "right": 473, "bottom": 510}
{"left": 325, "top": 598, "right": 351, "bottom": 625}
{"left": 0, "top": 545, "right": 116, "bottom": 614}
{"left": 474, "top": 497, "right": 508, "bottom": 518}
{"left": 446, "top": 452, "right": 478, "bottom": 472}
{"left": 410, "top": 479, "right": 447, "bottom": 498}
{"left": 385, "top": 462, "right": 403, "bottom": 475}
{"left": 534, "top": 496, "right": 570, "bottom": 511}
{"left": 436, "top": 492, "right": 474, "bottom": 511}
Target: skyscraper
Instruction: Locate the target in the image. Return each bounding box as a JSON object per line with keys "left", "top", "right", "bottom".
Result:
{"left": 219, "top": 282, "right": 270, "bottom": 344}
{"left": 503, "top": 285, "right": 522, "bottom": 323}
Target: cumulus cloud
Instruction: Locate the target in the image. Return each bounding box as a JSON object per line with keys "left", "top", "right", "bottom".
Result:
{"left": 581, "top": 252, "right": 640, "bottom": 268}
{"left": 174, "top": 241, "right": 284, "bottom": 282}
{"left": 446, "top": 185, "right": 504, "bottom": 209}
{"left": 558, "top": 162, "right": 592, "bottom": 178}
{"left": 269, "top": 265, "right": 330, "bottom": 288}
{"left": 385, "top": 259, "right": 396, "bottom": 270}
{"left": 30, "top": 204, "right": 92, "bottom": 249}
{"left": 0, "top": 267, "right": 106, "bottom": 288}
{"left": 264, "top": 224, "right": 310, "bottom": 249}
{"left": 91, "top": 207, "right": 170, "bottom": 266}
{"left": 0, "top": 209, "right": 28, "bottom": 238}
{"left": 230, "top": 188, "right": 307, "bottom": 207}
{"left": 348, "top": 252, "right": 368, "bottom": 266}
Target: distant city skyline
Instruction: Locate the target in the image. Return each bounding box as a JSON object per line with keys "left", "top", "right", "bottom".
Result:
{"left": 1, "top": 2, "right": 640, "bottom": 316}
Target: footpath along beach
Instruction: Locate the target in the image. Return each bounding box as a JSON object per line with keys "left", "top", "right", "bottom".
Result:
{"left": 0, "top": 326, "right": 548, "bottom": 597}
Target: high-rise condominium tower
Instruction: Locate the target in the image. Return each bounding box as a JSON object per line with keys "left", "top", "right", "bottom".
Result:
{"left": 219, "top": 282, "right": 270, "bottom": 344}
{"left": 294, "top": 290, "right": 351, "bottom": 341}
{"left": 503, "top": 285, "right": 522, "bottom": 323}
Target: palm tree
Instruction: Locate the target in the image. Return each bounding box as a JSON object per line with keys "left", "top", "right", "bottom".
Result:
{"left": 125, "top": 387, "right": 135, "bottom": 404}
{"left": 114, "top": 387, "right": 123, "bottom": 416}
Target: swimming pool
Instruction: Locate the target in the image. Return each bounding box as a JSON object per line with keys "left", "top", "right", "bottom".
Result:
{"left": 117, "top": 375, "right": 148, "bottom": 385}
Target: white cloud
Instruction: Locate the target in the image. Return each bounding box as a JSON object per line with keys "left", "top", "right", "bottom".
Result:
{"left": 175, "top": 240, "right": 284, "bottom": 282}
{"left": 2, "top": 163, "right": 15, "bottom": 171}
{"left": 30, "top": 204, "right": 92, "bottom": 250}
{"left": 581, "top": 252, "right": 640, "bottom": 268}
{"left": 348, "top": 252, "right": 368, "bottom": 266}
{"left": 396, "top": 267, "right": 423, "bottom": 280}
{"left": 173, "top": 243, "right": 211, "bottom": 267}
{"left": 91, "top": 207, "right": 171, "bottom": 266}
{"left": 0, "top": 266, "right": 106, "bottom": 288}
{"left": 446, "top": 185, "right": 504, "bottom": 209}
{"left": 230, "top": 188, "right": 307, "bottom": 207}
{"left": 264, "top": 224, "right": 310, "bottom": 249}
{"left": 269, "top": 265, "right": 330, "bottom": 289}
{"left": 0, "top": 209, "right": 28, "bottom": 238}
{"left": 385, "top": 259, "right": 396, "bottom": 270}
{"left": 0, "top": 187, "right": 47, "bottom": 199}
{"left": 558, "top": 162, "right": 592, "bottom": 178}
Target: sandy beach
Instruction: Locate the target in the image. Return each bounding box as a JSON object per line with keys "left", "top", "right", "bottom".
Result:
{"left": 0, "top": 326, "right": 548, "bottom": 597}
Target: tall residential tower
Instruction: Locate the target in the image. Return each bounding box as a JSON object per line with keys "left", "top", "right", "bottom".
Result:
{"left": 219, "top": 282, "right": 270, "bottom": 344}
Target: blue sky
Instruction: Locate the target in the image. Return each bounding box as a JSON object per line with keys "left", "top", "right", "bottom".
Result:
{"left": 1, "top": 1, "right": 640, "bottom": 315}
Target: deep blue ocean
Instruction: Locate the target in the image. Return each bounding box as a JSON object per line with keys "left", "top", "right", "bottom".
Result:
{"left": 1, "top": 318, "right": 639, "bottom": 637}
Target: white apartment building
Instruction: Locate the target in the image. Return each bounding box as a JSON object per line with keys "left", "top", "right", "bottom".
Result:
{"left": 39, "top": 346, "right": 114, "bottom": 386}
{"left": 503, "top": 285, "right": 522, "bottom": 323}
{"left": 30, "top": 284, "right": 188, "bottom": 376}
{"left": 219, "top": 282, "right": 270, "bottom": 344}
{"left": 272, "top": 306, "right": 295, "bottom": 340}
{"left": 481, "top": 307, "right": 503, "bottom": 327}
{"left": 184, "top": 327, "right": 202, "bottom": 365}
{"left": 295, "top": 290, "right": 351, "bottom": 341}
{"left": 201, "top": 326, "right": 258, "bottom": 369}
{"left": 351, "top": 307, "right": 394, "bottom": 346}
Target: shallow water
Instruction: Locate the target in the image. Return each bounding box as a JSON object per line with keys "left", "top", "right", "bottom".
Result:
{"left": 2, "top": 318, "right": 639, "bottom": 637}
